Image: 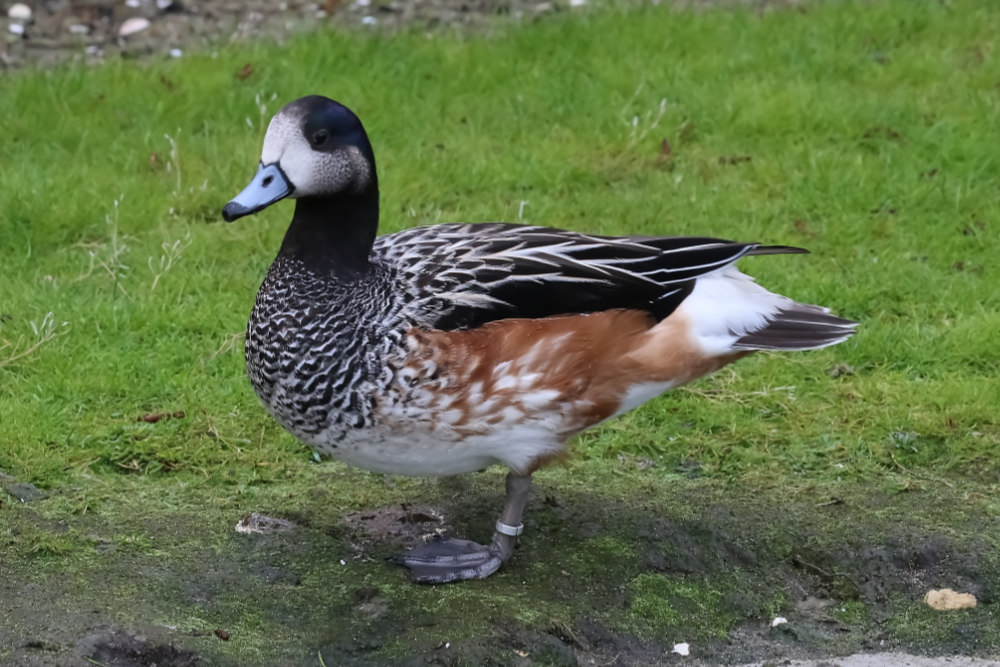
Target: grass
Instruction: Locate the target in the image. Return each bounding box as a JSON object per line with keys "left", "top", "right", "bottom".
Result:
{"left": 2, "top": 0, "right": 997, "bottom": 486}
{"left": 2, "top": 0, "right": 1000, "bottom": 663}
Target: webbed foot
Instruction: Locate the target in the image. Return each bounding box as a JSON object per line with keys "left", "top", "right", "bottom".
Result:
{"left": 394, "top": 472, "right": 533, "bottom": 584}
{"left": 395, "top": 535, "right": 506, "bottom": 584}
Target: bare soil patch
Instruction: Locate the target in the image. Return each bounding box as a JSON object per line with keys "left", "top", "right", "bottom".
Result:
{"left": 2, "top": 0, "right": 809, "bottom": 70}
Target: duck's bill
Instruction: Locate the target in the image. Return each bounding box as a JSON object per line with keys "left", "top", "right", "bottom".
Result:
{"left": 222, "top": 163, "right": 293, "bottom": 222}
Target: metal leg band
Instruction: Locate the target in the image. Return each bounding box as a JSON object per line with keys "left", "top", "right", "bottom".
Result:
{"left": 495, "top": 520, "right": 524, "bottom": 537}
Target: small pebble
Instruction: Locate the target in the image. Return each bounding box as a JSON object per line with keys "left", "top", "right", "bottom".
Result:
{"left": 7, "top": 3, "right": 31, "bottom": 21}
{"left": 570, "top": 0, "right": 587, "bottom": 6}
{"left": 771, "top": 616, "right": 788, "bottom": 627}
{"left": 169, "top": 48, "right": 183, "bottom": 58}
{"left": 125, "top": 0, "right": 142, "bottom": 7}
{"left": 119, "top": 17, "right": 151, "bottom": 36}
{"left": 360, "top": 15, "right": 377, "bottom": 25}
{"left": 672, "top": 642, "right": 690, "bottom": 656}
{"left": 8, "top": 23, "right": 25, "bottom": 35}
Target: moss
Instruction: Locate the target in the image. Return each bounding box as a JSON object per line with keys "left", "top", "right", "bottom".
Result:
{"left": 4, "top": 467, "right": 1000, "bottom": 663}
{"left": 25, "top": 532, "right": 81, "bottom": 558}
{"left": 886, "top": 598, "right": 999, "bottom": 652}
{"left": 625, "top": 571, "right": 787, "bottom": 640}
{"left": 832, "top": 600, "right": 870, "bottom": 626}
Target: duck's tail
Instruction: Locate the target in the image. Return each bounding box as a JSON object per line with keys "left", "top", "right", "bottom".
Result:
{"left": 674, "top": 264, "right": 857, "bottom": 356}
{"left": 732, "top": 302, "right": 857, "bottom": 351}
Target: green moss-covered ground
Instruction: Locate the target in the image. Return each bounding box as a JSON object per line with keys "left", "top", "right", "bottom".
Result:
{"left": 4, "top": 464, "right": 999, "bottom": 664}
{"left": 2, "top": 1, "right": 999, "bottom": 664}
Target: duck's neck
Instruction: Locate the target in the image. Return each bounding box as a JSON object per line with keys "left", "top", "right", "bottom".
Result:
{"left": 278, "top": 187, "right": 379, "bottom": 278}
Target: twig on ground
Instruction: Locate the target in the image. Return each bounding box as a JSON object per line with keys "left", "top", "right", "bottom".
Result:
{"left": 890, "top": 452, "right": 954, "bottom": 488}
{"left": 792, "top": 554, "right": 864, "bottom": 596}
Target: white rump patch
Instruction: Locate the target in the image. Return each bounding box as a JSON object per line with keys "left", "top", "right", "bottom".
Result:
{"left": 679, "top": 266, "right": 790, "bottom": 356}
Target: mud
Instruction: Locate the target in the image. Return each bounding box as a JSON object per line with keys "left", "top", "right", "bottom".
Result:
{"left": 81, "top": 630, "right": 200, "bottom": 667}
{"left": 2, "top": 466, "right": 998, "bottom": 666}
{"left": 0, "top": 470, "right": 46, "bottom": 503}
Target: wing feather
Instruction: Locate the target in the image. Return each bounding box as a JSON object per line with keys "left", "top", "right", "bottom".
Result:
{"left": 374, "top": 223, "right": 801, "bottom": 331}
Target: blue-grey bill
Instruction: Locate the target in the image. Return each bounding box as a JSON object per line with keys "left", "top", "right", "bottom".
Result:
{"left": 222, "top": 163, "right": 293, "bottom": 222}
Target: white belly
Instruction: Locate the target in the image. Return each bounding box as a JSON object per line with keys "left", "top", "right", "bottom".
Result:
{"left": 307, "top": 415, "right": 567, "bottom": 477}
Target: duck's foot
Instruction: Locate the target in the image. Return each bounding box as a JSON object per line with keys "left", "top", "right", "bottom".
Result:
{"left": 396, "top": 471, "right": 533, "bottom": 584}
{"left": 395, "top": 533, "right": 511, "bottom": 584}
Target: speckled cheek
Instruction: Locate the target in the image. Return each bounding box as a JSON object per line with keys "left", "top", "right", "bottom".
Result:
{"left": 284, "top": 146, "right": 358, "bottom": 198}
{"left": 345, "top": 146, "right": 372, "bottom": 191}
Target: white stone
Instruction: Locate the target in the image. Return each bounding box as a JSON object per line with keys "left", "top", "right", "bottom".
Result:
{"left": 118, "top": 17, "right": 151, "bottom": 37}
{"left": 7, "top": 3, "right": 31, "bottom": 21}
{"left": 672, "top": 642, "right": 690, "bottom": 656}
{"left": 360, "top": 15, "right": 377, "bottom": 26}
{"left": 69, "top": 24, "right": 90, "bottom": 35}
{"left": 569, "top": 0, "right": 586, "bottom": 6}
{"left": 125, "top": 0, "right": 142, "bottom": 7}
{"left": 169, "top": 48, "right": 183, "bottom": 58}
{"left": 771, "top": 616, "right": 789, "bottom": 627}
{"left": 7, "top": 22, "right": 25, "bottom": 35}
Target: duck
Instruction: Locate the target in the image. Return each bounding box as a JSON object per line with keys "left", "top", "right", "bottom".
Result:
{"left": 221, "top": 95, "right": 856, "bottom": 584}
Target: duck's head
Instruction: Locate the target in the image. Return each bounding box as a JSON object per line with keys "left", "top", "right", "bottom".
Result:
{"left": 222, "top": 96, "right": 376, "bottom": 222}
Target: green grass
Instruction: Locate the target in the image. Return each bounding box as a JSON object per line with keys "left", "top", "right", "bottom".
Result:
{"left": 2, "top": 0, "right": 997, "bottom": 487}
{"left": 2, "top": 0, "right": 1000, "bottom": 662}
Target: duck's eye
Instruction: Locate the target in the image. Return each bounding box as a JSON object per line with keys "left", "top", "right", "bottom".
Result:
{"left": 311, "top": 129, "right": 329, "bottom": 148}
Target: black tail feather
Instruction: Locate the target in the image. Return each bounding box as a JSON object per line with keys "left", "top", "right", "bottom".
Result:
{"left": 747, "top": 245, "right": 810, "bottom": 257}
{"left": 734, "top": 303, "right": 857, "bottom": 351}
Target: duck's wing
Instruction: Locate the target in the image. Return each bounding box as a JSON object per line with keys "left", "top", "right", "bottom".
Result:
{"left": 374, "top": 222, "right": 805, "bottom": 331}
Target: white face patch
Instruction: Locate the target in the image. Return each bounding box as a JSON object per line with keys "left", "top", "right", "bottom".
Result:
{"left": 259, "top": 111, "right": 371, "bottom": 198}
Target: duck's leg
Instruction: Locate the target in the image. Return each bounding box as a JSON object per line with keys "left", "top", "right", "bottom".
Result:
{"left": 396, "top": 472, "right": 532, "bottom": 584}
